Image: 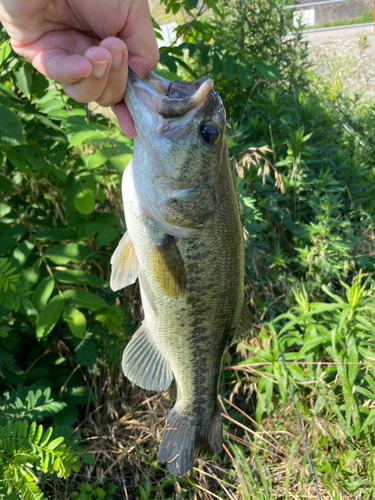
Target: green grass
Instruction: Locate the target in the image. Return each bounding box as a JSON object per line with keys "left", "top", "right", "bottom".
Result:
{"left": 305, "top": 7, "right": 373, "bottom": 29}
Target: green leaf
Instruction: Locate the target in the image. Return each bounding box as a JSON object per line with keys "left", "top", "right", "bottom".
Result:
{"left": 0, "top": 225, "right": 26, "bottom": 255}
{"left": 0, "top": 174, "right": 12, "bottom": 192}
{"left": 36, "top": 295, "right": 65, "bottom": 340}
{"left": 109, "top": 154, "right": 132, "bottom": 172}
{"left": 40, "top": 426, "right": 53, "bottom": 447}
{"left": 6, "top": 150, "right": 28, "bottom": 171}
{"left": 201, "top": 44, "right": 211, "bottom": 66}
{"left": 204, "top": 0, "right": 222, "bottom": 16}
{"left": 254, "top": 60, "right": 281, "bottom": 82}
{"left": 361, "top": 408, "right": 375, "bottom": 432}
{"left": 97, "top": 227, "right": 119, "bottom": 248}
{"left": 0, "top": 202, "right": 11, "bottom": 218}
{"left": 28, "top": 421, "right": 36, "bottom": 440}
{"left": 54, "top": 269, "right": 108, "bottom": 287}
{"left": 321, "top": 285, "right": 346, "bottom": 304}
{"left": 47, "top": 436, "right": 65, "bottom": 450}
{"left": 33, "top": 424, "right": 44, "bottom": 444}
{"left": 69, "top": 129, "right": 101, "bottom": 148}
{"left": 74, "top": 340, "right": 99, "bottom": 370}
{"left": 224, "top": 54, "right": 236, "bottom": 80}
{"left": 212, "top": 52, "right": 221, "bottom": 76}
{"left": 29, "top": 72, "right": 50, "bottom": 97}
{"left": 347, "top": 338, "right": 359, "bottom": 386}
{"left": 187, "top": 0, "right": 198, "bottom": 9}
{"left": 14, "top": 63, "right": 33, "bottom": 98}
{"left": 63, "top": 305, "right": 87, "bottom": 339}
{"left": 19, "top": 266, "right": 40, "bottom": 289}
{"left": 297, "top": 336, "right": 331, "bottom": 357}
{"left": 238, "top": 60, "right": 252, "bottom": 89}
{"left": 81, "top": 452, "right": 95, "bottom": 464}
{"left": 0, "top": 105, "right": 25, "bottom": 146}
{"left": 0, "top": 82, "right": 17, "bottom": 99}
{"left": 0, "top": 40, "right": 11, "bottom": 66}
{"left": 9, "top": 239, "right": 34, "bottom": 271}
{"left": 62, "top": 289, "right": 108, "bottom": 310}
{"left": 44, "top": 243, "right": 93, "bottom": 265}
{"left": 280, "top": 113, "right": 292, "bottom": 125}
{"left": 81, "top": 148, "right": 113, "bottom": 170}
{"left": 74, "top": 189, "right": 95, "bottom": 215}
{"left": 309, "top": 303, "right": 343, "bottom": 315}
{"left": 32, "top": 277, "right": 55, "bottom": 312}
{"left": 356, "top": 315, "right": 375, "bottom": 338}
{"left": 34, "top": 228, "right": 78, "bottom": 241}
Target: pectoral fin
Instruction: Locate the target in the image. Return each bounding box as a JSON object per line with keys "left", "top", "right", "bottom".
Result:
{"left": 122, "top": 322, "right": 173, "bottom": 391}
{"left": 230, "top": 300, "right": 253, "bottom": 346}
{"left": 110, "top": 232, "right": 140, "bottom": 291}
{"left": 151, "top": 235, "right": 186, "bottom": 297}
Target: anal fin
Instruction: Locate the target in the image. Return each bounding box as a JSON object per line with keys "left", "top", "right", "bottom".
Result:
{"left": 122, "top": 322, "right": 173, "bottom": 391}
{"left": 151, "top": 235, "right": 186, "bottom": 297}
{"left": 110, "top": 232, "right": 139, "bottom": 291}
{"left": 230, "top": 300, "right": 253, "bottom": 347}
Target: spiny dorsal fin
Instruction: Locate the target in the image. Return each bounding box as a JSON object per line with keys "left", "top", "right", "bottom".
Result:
{"left": 151, "top": 235, "right": 186, "bottom": 297}
{"left": 122, "top": 322, "right": 173, "bottom": 391}
{"left": 230, "top": 300, "right": 253, "bottom": 346}
{"left": 110, "top": 232, "right": 140, "bottom": 291}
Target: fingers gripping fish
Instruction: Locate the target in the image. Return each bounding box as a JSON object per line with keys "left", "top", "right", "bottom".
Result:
{"left": 110, "top": 70, "right": 252, "bottom": 476}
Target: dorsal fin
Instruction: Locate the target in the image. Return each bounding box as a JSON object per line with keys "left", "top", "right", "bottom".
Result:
{"left": 150, "top": 235, "right": 186, "bottom": 297}
{"left": 110, "top": 232, "right": 140, "bottom": 291}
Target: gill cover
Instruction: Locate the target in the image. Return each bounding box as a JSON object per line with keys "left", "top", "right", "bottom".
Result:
{"left": 124, "top": 70, "right": 226, "bottom": 238}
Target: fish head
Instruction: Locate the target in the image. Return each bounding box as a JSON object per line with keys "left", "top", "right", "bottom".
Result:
{"left": 125, "top": 70, "right": 227, "bottom": 237}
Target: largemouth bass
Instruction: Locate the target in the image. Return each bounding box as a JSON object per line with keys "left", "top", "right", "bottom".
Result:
{"left": 110, "top": 70, "right": 251, "bottom": 476}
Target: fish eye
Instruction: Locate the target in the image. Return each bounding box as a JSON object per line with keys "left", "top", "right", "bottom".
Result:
{"left": 199, "top": 123, "right": 220, "bottom": 145}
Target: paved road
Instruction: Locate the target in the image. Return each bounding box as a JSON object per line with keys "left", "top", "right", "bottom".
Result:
{"left": 302, "top": 24, "right": 375, "bottom": 47}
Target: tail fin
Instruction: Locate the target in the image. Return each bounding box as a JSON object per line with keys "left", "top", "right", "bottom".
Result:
{"left": 157, "top": 407, "right": 222, "bottom": 477}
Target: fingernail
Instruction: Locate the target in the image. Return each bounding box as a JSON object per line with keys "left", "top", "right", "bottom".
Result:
{"left": 93, "top": 61, "right": 108, "bottom": 78}
{"left": 111, "top": 48, "right": 123, "bottom": 68}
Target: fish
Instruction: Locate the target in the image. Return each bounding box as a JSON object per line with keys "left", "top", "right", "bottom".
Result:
{"left": 110, "top": 69, "right": 252, "bottom": 477}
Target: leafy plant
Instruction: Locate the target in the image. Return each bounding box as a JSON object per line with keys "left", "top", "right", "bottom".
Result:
{"left": 0, "top": 387, "right": 82, "bottom": 500}
{"left": 70, "top": 481, "right": 116, "bottom": 500}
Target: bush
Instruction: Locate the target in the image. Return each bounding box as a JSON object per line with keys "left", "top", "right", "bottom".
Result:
{"left": 0, "top": 29, "right": 130, "bottom": 498}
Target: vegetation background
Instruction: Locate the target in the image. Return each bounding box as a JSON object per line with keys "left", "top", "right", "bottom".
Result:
{"left": 0, "top": 0, "right": 375, "bottom": 498}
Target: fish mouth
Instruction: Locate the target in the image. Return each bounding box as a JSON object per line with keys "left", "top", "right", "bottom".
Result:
{"left": 127, "top": 68, "right": 215, "bottom": 120}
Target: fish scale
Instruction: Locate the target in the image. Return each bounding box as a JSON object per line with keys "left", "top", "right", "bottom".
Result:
{"left": 110, "top": 70, "right": 252, "bottom": 476}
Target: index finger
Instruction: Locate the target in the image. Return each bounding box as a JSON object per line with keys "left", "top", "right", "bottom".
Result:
{"left": 117, "top": 0, "right": 159, "bottom": 78}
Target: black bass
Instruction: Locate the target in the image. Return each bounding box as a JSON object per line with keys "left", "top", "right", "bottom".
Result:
{"left": 110, "top": 70, "right": 251, "bottom": 476}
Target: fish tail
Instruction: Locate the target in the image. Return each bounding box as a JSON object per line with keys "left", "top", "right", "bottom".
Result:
{"left": 158, "top": 407, "right": 223, "bottom": 477}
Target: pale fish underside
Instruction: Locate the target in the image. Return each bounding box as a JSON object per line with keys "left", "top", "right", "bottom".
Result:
{"left": 110, "top": 69, "right": 252, "bottom": 477}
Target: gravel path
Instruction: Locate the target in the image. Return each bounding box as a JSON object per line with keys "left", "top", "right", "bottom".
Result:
{"left": 302, "top": 25, "right": 375, "bottom": 99}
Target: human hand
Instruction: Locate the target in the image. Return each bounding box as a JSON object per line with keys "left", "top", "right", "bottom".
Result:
{"left": 0, "top": 0, "right": 159, "bottom": 137}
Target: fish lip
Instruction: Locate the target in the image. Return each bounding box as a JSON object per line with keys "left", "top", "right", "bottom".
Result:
{"left": 126, "top": 69, "right": 214, "bottom": 119}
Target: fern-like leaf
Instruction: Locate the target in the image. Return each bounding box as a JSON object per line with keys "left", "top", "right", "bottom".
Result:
{"left": 0, "top": 386, "right": 66, "bottom": 425}
{"left": 0, "top": 420, "right": 80, "bottom": 500}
